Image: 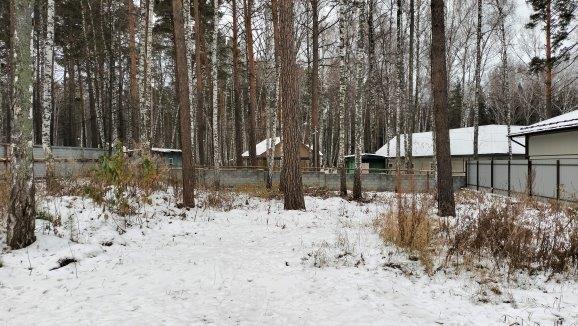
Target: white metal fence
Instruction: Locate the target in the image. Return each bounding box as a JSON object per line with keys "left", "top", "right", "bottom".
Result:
{"left": 467, "top": 159, "right": 578, "bottom": 202}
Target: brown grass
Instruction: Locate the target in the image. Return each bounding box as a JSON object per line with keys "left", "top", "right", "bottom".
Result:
{"left": 447, "top": 197, "right": 578, "bottom": 277}
{"left": 233, "top": 184, "right": 282, "bottom": 200}
{"left": 203, "top": 191, "right": 235, "bottom": 211}
{"left": 375, "top": 192, "right": 439, "bottom": 274}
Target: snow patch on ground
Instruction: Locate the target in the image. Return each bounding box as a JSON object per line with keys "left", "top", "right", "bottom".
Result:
{"left": 1, "top": 191, "right": 577, "bottom": 325}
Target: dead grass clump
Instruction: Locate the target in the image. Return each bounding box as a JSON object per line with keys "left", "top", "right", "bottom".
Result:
{"left": 304, "top": 187, "right": 335, "bottom": 199}
{"left": 234, "top": 184, "right": 282, "bottom": 200}
{"left": 203, "top": 191, "right": 235, "bottom": 211}
{"left": 448, "top": 198, "right": 578, "bottom": 277}
{"left": 375, "top": 193, "right": 438, "bottom": 274}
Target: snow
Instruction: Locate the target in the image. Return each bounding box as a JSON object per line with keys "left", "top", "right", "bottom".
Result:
{"left": 242, "top": 137, "right": 281, "bottom": 157}
{"left": 376, "top": 125, "right": 526, "bottom": 158}
{"left": 510, "top": 110, "right": 578, "bottom": 136}
{"left": 152, "top": 147, "right": 182, "bottom": 153}
{"left": 1, "top": 190, "right": 576, "bottom": 325}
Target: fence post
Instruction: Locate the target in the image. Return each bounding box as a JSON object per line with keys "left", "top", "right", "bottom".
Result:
{"left": 465, "top": 160, "right": 469, "bottom": 187}
{"left": 556, "top": 159, "right": 560, "bottom": 200}
{"left": 507, "top": 159, "right": 511, "bottom": 196}
{"left": 490, "top": 159, "right": 494, "bottom": 193}
{"left": 527, "top": 160, "right": 533, "bottom": 196}
{"left": 476, "top": 160, "right": 480, "bottom": 191}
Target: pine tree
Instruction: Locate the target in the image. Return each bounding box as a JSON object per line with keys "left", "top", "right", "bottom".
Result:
{"left": 172, "top": 0, "right": 196, "bottom": 207}
{"left": 431, "top": 0, "right": 456, "bottom": 217}
{"left": 526, "top": 0, "right": 577, "bottom": 118}
{"left": 276, "top": 0, "right": 305, "bottom": 210}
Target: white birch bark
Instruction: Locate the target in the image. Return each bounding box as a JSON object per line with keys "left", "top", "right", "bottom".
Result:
{"left": 338, "top": 0, "right": 349, "bottom": 196}
{"left": 41, "top": 0, "right": 54, "bottom": 159}
{"left": 183, "top": 0, "right": 196, "bottom": 160}
{"left": 353, "top": 1, "right": 366, "bottom": 199}
{"left": 211, "top": 0, "right": 221, "bottom": 188}
{"left": 138, "top": 0, "right": 154, "bottom": 151}
{"left": 7, "top": 0, "right": 36, "bottom": 249}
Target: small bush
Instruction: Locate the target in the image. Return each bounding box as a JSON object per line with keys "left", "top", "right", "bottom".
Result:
{"left": 375, "top": 193, "right": 438, "bottom": 274}
{"left": 82, "top": 144, "right": 168, "bottom": 216}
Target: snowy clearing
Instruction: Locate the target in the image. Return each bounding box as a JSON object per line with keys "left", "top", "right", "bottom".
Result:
{"left": 1, "top": 191, "right": 577, "bottom": 325}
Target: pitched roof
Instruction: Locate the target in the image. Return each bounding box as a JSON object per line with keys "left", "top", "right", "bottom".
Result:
{"left": 242, "top": 137, "right": 324, "bottom": 157}
{"left": 242, "top": 137, "right": 281, "bottom": 157}
{"left": 375, "top": 125, "right": 526, "bottom": 158}
{"left": 509, "top": 110, "right": 578, "bottom": 137}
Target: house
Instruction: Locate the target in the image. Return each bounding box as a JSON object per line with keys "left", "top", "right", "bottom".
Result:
{"left": 344, "top": 153, "right": 387, "bottom": 173}
{"left": 144, "top": 148, "right": 183, "bottom": 167}
{"left": 509, "top": 110, "right": 578, "bottom": 160}
{"left": 375, "top": 125, "right": 526, "bottom": 174}
{"left": 242, "top": 137, "right": 322, "bottom": 168}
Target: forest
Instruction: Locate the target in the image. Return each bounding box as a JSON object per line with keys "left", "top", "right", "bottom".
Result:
{"left": 0, "top": 0, "right": 576, "bottom": 164}
{"left": 1, "top": 0, "right": 577, "bottom": 324}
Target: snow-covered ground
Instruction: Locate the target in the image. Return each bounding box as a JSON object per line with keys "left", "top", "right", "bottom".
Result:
{"left": 1, "top": 191, "right": 577, "bottom": 325}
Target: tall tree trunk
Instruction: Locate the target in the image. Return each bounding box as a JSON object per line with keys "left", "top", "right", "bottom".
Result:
{"left": 431, "top": 0, "right": 456, "bottom": 217}
{"left": 211, "top": 0, "right": 221, "bottom": 188}
{"left": 353, "top": 1, "right": 366, "bottom": 201}
{"left": 244, "top": 0, "right": 258, "bottom": 167}
{"left": 367, "top": 0, "right": 377, "bottom": 152}
{"left": 172, "top": 0, "right": 196, "bottom": 207}
{"left": 277, "top": 0, "right": 305, "bottom": 210}
{"left": 193, "top": 0, "right": 207, "bottom": 164}
{"left": 7, "top": 0, "right": 36, "bottom": 249}
{"left": 311, "top": 0, "right": 320, "bottom": 170}
{"left": 495, "top": 0, "right": 512, "bottom": 158}
{"left": 139, "top": 0, "right": 154, "bottom": 151}
{"left": 473, "top": 0, "right": 482, "bottom": 160}
{"left": 41, "top": 0, "right": 54, "bottom": 176}
{"left": 81, "top": 0, "right": 104, "bottom": 147}
{"left": 406, "top": 0, "right": 415, "bottom": 172}
{"left": 127, "top": 0, "right": 138, "bottom": 145}
{"left": 183, "top": 0, "right": 196, "bottom": 161}
{"left": 544, "top": 0, "right": 553, "bottom": 118}
{"left": 231, "top": 0, "right": 243, "bottom": 166}
{"left": 395, "top": 0, "right": 404, "bottom": 174}
{"left": 338, "top": 0, "right": 349, "bottom": 197}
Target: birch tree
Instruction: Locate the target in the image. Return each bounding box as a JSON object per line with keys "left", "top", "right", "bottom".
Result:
{"left": 211, "top": 0, "right": 221, "bottom": 188}
{"left": 41, "top": 0, "right": 54, "bottom": 174}
{"left": 353, "top": 0, "right": 366, "bottom": 201}
{"left": 138, "top": 0, "right": 154, "bottom": 151}
{"left": 183, "top": 0, "right": 196, "bottom": 160}
{"left": 338, "top": 0, "right": 349, "bottom": 198}
{"left": 7, "top": 0, "right": 36, "bottom": 249}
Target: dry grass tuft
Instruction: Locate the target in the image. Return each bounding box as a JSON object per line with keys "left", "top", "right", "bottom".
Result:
{"left": 375, "top": 193, "right": 438, "bottom": 274}
{"left": 233, "top": 184, "right": 282, "bottom": 200}
{"left": 447, "top": 197, "right": 578, "bottom": 277}
{"left": 203, "top": 191, "right": 236, "bottom": 211}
